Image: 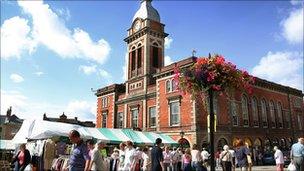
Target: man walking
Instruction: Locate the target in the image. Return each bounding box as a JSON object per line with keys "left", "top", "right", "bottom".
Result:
{"left": 274, "top": 146, "right": 284, "bottom": 171}
{"left": 68, "top": 130, "right": 91, "bottom": 171}
{"left": 151, "top": 138, "right": 164, "bottom": 171}
{"left": 291, "top": 138, "right": 304, "bottom": 171}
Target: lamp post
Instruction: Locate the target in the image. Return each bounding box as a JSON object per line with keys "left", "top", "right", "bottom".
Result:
{"left": 207, "top": 53, "right": 216, "bottom": 171}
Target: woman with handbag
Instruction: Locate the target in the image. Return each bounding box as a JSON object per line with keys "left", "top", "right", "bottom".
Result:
{"left": 220, "top": 145, "right": 233, "bottom": 171}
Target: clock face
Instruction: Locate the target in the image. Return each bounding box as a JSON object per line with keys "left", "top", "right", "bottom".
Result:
{"left": 134, "top": 21, "right": 141, "bottom": 31}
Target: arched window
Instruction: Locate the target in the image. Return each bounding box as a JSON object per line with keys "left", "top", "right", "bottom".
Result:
{"left": 131, "top": 47, "right": 136, "bottom": 71}
{"left": 241, "top": 95, "right": 249, "bottom": 126}
{"left": 251, "top": 97, "right": 259, "bottom": 127}
{"left": 172, "top": 79, "right": 178, "bottom": 91}
{"left": 152, "top": 43, "right": 159, "bottom": 68}
{"left": 261, "top": 99, "right": 268, "bottom": 127}
{"left": 166, "top": 79, "right": 171, "bottom": 93}
{"left": 277, "top": 102, "right": 283, "bottom": 128}
{"left": 269, "top": 101, "right": 276, "bottom": 128}
{"left": 230, "top": 100, "right": 238, "bottom": 126}
{"left": 137, "top": 46, "right": 142, "bottom": 68}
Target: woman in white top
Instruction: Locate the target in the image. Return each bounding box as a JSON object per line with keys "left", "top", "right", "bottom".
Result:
{"left": 220, "top": 145, "right": 233, "bottom": 171}
{"left": 118, "top": 142, "right": 126, "bottom": 171}
{"left": 163, "top": 146, "right": 172, "bottom": 171}
{"left": 123, "top": 141, "right": 136, "bottom": 171}
{"left": 191, "top": 144, "right": 202, "bottom": 171}
{"left": 273, "top": 146, "right": 284, "bottom": 171}
{"left": 141, "top": 147, "right": 151, "bottom": 171}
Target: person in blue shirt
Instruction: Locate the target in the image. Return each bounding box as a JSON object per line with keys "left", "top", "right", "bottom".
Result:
{"left": 290, "top": 138, "right": 304, "bottom": 171}
{"left": 68, "top": 130, "right": 91, "bottom": 171}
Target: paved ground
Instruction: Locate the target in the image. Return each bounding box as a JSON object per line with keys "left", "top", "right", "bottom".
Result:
{"left": 207, "top": 165, "right": 277, "bottom": 171}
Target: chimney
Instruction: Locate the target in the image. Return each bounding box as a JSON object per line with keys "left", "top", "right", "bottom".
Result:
{"left": 74, "top": 117, "right": 78, "bottom": 121}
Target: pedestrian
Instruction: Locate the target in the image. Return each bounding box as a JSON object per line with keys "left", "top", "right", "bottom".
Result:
{"left": 110, "top": 148, "right": 120, "bottom": 171}
{"left": 182, "top": 148, "right": 192, "bottom": 171}
{"left": 215, "top": 149, "right": 221, "bottom": 169}
{"left": 151, "top": 138, "right": 164, "bottom": 171}
{"left": 11, "top": 143, "right": 31, "bottom": 171}
{"left": 68, "top": 129, "right": 91, "bottom": 171}
{"left": 89, "top": 140, "right": 107, "bottom": 171}
{"left": 177, "top": 148, "right": 183, "bottom": 171}
{"left": 142, "top": 147, "right": 151, "bottom": 171}
{"left": 86, "top": 139, "right": 95, "bottom": 159}
{"left": 191, "top": 144, "right": 202, "bottom": 171}
{"left": 171, "top": 147, "right": 180, "bottom": 171}
{"left": 245, "top": 143, "right": 252, "bottom": 171}
{"left": 273, "top": 146, "right": 284, "bottom": 171}
{"left": 220, "top": 145, "right": 233, "bottom": 171}
{"left": 163, "top": 146, "right": 172, "bottom": 171}
{"left": 123, "top": 141, "right": 136, "bottom": 171}
{"left": 228, "top": 148, "right": 236, "bottom": 171}
{"left": 290, "top": 138, "right": 304, "bottom": 171}
{"left": 201, "top": 148, "right": 210, "bottom": 167}
{"left": 118, "top": 142, "right": 126, "bottom": 171}
{"left": 234, "top": 139, "right": 250, "bottom": 171}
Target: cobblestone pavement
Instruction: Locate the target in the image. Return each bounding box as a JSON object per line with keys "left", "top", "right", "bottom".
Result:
{"left": 207, "top": 165, "right": 277, "bottom": 171}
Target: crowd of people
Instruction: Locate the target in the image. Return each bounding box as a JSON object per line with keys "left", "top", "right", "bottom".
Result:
{"left": 11, "top": 130, "right": 304, "bottom": 171}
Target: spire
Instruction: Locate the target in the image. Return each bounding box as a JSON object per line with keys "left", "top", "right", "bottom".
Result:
{"left": 133, "top": 0, "right": 160, "bottom": 22}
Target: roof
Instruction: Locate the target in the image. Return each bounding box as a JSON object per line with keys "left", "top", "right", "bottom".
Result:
{"left": 133, "top": 0, "right": 160, "bottom": 23}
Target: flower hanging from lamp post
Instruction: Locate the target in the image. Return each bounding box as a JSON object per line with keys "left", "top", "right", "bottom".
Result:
{"left": 174, "top": 54, "right": 255, "bottom": 171}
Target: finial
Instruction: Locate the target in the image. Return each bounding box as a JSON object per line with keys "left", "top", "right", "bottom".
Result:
{"left": 208, "top": 53, "right": 212, "bottom": 59}
{"left": 192, "top": 50, "right": 197, "bottom": 57}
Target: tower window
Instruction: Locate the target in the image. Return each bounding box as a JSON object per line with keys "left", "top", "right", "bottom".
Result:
{"left": 131, "top": 50, "right": 136, "bottom": 71}
{"left": 137, "top": 47, "right": 142, "bottom": 68}
{"left": 152, "top": 46, "right": 159, "bottom": 68}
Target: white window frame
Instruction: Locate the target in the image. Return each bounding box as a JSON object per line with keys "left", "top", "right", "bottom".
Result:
{"left": 102, "top": 111, "right": 107, "bottom": 128}
{"left": 117, "top": 112, "right": 124, "bottom": 128}
{"left": 166, "top": 79, "right": 172, "bottom": 93}
{"left": 102, "top": 97, "right": 108, "bottom": 108}
{"left": 169, "top": 100, "right": 180, "bottom": 126}
{"left": 149, "top": 106, "right": 156, "bottom": 128}
{"left": 131, "top": 108, "right": 139, "bottom": 128}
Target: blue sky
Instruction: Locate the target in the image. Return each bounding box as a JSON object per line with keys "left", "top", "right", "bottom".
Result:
{"left": 1, "top": 0, "right": 303, "bottom": 122}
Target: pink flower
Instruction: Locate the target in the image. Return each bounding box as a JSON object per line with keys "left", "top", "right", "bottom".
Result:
{"left": 215, "top": 55, "right": 225, "bottom": 65}
{"left": 207, "top": 71, "right": 216, "bottom": 82}
{"left": 212, "top": 85, "right": 221, "bottom": 91}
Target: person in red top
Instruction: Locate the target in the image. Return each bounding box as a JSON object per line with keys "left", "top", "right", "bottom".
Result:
{"left": 12, "top": 144, "right": 31, "bottom": 171}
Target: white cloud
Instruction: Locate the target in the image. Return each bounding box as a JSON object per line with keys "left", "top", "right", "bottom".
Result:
{"left": 65, "top": 100, "right": 96, "bottom": 121}
{"left": 79, "top": 65, "right": 97, "bottom": 75}
{"left": 165, "top": 37, "right": 173, "bottom": 49}
{"left": 1, "top": 90, "right": 28, "bottom": 116}
{"left": 34, "top": 71, "right": 44, "bottom": 76}
{"left": 122, "top": 53, "right": 128, "bottom": 81}
{"left": 252, "top": 51, "right": 303, "bottom": 90}
{"left": 56, "top": 8, "right": 71, "bottom": 21}
{"left": 281, "top": 7, "right": 303, "bottom": 44}
{"left": 1, "top": 1, "right": 111, "bottom": 63}
{"left": 99, "top": 69, "right": 113, "bottom": 85}
{"left": 1, "top": 16, "right": 36, "bottom": 59}
{"left": 1, "top": 89, "right": 96, "bottom": 121}
{"left": 165, "top": 56, "right": 173, "bottom": 66}
{"left": 10, "top": 74, "right": 24, "bottom": 83}
{"left": 291, "top": 0, "right": 303, "bottom": 5}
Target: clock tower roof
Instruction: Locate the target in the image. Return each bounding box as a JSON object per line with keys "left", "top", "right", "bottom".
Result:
{"left": 132, "top": 0, "right": 160, "bottom": 23}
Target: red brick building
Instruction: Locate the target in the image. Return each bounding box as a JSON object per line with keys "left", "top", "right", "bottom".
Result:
{"left": 95, "top": 0, "right": 304, "bottom": 150}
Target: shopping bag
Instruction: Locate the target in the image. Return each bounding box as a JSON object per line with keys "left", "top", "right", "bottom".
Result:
{"left": 287, "top": 163, "right": 296, "bottom": 171}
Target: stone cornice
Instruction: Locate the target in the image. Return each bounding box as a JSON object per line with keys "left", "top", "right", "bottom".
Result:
{"left": 95, "top": 84, "right": 125, "bottom": 97}
{"left": 124, "top": 27, "right": 168, "bottom": 44}
{"left": 116, "top": 92, "right": 156, "bottom": 105}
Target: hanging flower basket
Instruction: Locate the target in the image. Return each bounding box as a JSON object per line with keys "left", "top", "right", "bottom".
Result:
{"left": 174, "top": 54, "right": 255, "bottom": 100}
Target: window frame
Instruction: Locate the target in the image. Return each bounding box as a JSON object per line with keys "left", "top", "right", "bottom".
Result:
{"left": 131, "top": 108, "right": 139, "bottom": 128}
{"left": 169, "top": 100, "right": 180, "bottom": 126}
{"left": 241, "top": 95, "right": 249, "bottom": 127}
{"left": 149, "top": 106, "right": 156, "bottom": 128}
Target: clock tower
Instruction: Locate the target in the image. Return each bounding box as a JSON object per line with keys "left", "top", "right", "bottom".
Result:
{"left": 124, "top": 0, "right": 168, "bottom": 96}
